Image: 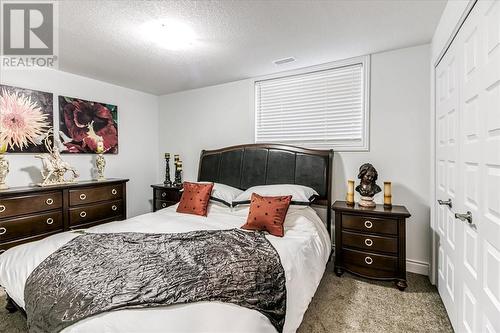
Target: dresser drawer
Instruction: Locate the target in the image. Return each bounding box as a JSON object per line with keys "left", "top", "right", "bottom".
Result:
{"left": 0, "top": 231, "right": 61, "bottom": 255}
{"left": 342, "top": 230, "right": 397, "bottom": 254}
{"left": 0, "top": 211, "right": 63, "bottom": 242}
{"left": 0, "top": 192, "right": 62, "bottom": 219}
{"left": 69, "top": 184, "right": 123, "bottom": 206}
{"left": 343, "top": 248, "right": 397, "bottom": 273}
{"left": 342, "top": 214, "right": 397, "bottom": 236}
{"left": 69, "top": 200, "right": 123, "bottom": 227}
{"left": 155, "top": 189, "right": 181, "bottom": 202}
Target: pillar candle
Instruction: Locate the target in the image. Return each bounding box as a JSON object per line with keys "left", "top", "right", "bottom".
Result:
{"left": 346, "top": 179, "right": 355, "bottom": 205}
{"left": 384, "top": 181, "right": 392, "bottom": 208}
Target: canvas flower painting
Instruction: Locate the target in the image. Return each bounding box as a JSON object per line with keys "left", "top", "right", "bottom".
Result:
{"left": 0, "top": 85, "right": 53, "bottom": 153}
{"left": 59, "top": 96, "right": 118, "bottom": 154}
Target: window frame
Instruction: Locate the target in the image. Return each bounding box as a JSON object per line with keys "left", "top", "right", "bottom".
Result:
{"left": 253, "top": 55, "right": 371, "bottom": 151}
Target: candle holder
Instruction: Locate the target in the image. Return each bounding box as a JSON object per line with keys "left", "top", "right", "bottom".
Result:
{"left": 163, "top": 153, "right": 172, "bottom": 186}
{"left": 95, "top": 141, "right": 106, "bottom": 181}
{"left": 384, "top": 181, "right": 392, "bottom": 209}
{"left": 346, "top": 179, "right": 355, "bottom": 206}
{"left": 0, "top": 144, "right": 9, "bottom": 190}
{"left": 173, "top": 155, "right": 182, "bottom": 187}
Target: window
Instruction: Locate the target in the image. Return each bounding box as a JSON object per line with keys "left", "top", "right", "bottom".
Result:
{"left": 254, "top": 56, "right": 370, "bottom": 150}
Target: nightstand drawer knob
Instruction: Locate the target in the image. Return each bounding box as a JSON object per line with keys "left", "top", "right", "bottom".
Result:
{"left": 80, "top": 211, "right": 87, "bottom": 218}
{"left": 46, "top": 198, "right": 54, "bottom": 205}
{"left": 0, "top": 227, "right": 6, "bottom": 235}
{"left": 112, "top": 189, "right": 117, "bottom": 195}
{"left": 364, "top": 220, "right": 373, "bottom": 229}
{"left": 161, "top": 192, "right": 166, "bottom": 198}
{"left": 365, "top": 256, "right": 373, "bottom": 265}
{"left": 46, "top": 218, "right": 54, "bottom": 225}
{"left": 112, "top": 205, "right": 118, "bottom": 211}
{"left": 162, "top": 202, "right": 167, "bottom": 208}
{"left": 364, "top": 238, "right": 373, "bottom": 247}
{"left": 80, "top": 193, "right": 87, "bottom": 200}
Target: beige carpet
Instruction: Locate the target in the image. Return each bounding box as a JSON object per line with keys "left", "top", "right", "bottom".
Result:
{"left": 0, "top": 267, "right": 451, "bottom": 333}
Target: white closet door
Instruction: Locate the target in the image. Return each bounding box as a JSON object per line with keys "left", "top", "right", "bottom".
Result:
{"left": 435, "top": 1, "right": 500, "bottom": 331}
{"left": 436, "top": 30, "right": 463, "bottom": 330}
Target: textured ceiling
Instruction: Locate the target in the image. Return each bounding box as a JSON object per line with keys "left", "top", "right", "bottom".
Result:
{"left": 58, "top": 0, "right": 446, "bottom": 95}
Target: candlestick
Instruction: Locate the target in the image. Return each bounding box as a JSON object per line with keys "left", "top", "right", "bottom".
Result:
{"left": 164, "top": 153, "right": 172, "bottom": 186}
{"left": 174, "top": 157, "right": 182, "bottom": 187}
{"left": 346, "top": 179, "right": 355, "bottom": 206}
{"left": 384, "top": 181, "right": 392, "bottom": 209}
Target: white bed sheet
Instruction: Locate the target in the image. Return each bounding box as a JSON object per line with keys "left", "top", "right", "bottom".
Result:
{"left": 0, "top": 203, "right": 330, "bottom": 333}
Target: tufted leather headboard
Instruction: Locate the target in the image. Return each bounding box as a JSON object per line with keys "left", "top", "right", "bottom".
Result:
{"left": 197, "top": 144, "right": 334, "bottom": 234}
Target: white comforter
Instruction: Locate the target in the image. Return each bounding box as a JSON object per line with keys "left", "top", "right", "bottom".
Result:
{"left": 0, "top": 203, "right": 330, "bottom": 333}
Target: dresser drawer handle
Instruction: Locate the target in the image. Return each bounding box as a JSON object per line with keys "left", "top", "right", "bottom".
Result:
{"left": 364, "top": 220, "right": 373, "bottom": 229}
{"left": 0, "top": 205, "right": 5, "bottom": 213}
{"left": 162, "top": 202, "right": 167, "bottom": 208}
{"left": 80, "top": 193, "right": 87, "bottom": 200}
{"left": 161, "top": 192, "right": 166, "bottom": 198}
{"left": 46, "top": 218, "right": 54, "bottom": 225}
{"left": 80, "top": 211, "right": 87, "bottom": 218}
{"left": 111, "top": 189, "right": 117, "bottom": 195}
{"left": 364, "top": 238, "right": 373, "bottom": 247}
{"left": 0, "top": 227, "right": 6, "bottom": 235}
{"left": 46, "top": 198, "right": 54, "bottom": 205}
{"left": 365, "top": 256, "right": 373, "bottom": 265}
{"left": 111, "top": 205, "right": 118, "bottom": 211}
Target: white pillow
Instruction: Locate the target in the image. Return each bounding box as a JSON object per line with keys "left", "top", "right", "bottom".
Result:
{"left": 232, "top": 184, "right": 318, "bottom": 206}
{"left": 210, "top": 183, "right": 244, "bottom": 207}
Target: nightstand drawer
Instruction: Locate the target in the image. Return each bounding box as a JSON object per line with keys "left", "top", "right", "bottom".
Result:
{"left": 155, "top": 189, "right": 181, "bottom": 202}
{"left": 342, "top": 214, "right": 397, "bottom": 235}
{"left": 343, "top": 248, "right": 397, "bottom": 272}
{"left": 342, "top": 230, "right": 397, "bottom": 254}
{"left": 155, "top": 200, "right": 177, "bottom": 210}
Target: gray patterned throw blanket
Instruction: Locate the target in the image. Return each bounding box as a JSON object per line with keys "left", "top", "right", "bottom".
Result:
{"left": 24, "top": 230, "right": 286, "bottom": 333}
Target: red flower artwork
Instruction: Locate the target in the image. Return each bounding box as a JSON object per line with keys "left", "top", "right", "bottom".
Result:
{"left": 59, "top": 96, "right": 118, "bottom": 154}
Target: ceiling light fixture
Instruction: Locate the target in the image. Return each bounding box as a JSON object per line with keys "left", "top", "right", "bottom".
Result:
{"left": 142, "top": 19, "right": 196, "bottom": 51}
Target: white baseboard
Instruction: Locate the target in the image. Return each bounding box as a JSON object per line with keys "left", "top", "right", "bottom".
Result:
{"left": 406, "top": 259, "right": 429, "bottom": 276}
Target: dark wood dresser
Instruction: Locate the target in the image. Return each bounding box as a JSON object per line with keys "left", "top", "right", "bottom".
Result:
{"left": 0, "top": 179, "right": 128, "bottom": 254}
{"left": 151, "top": 184, "right": 182, "bottom": 212}
{"left": 332, "top": 200, "right": 411, "bottom": 290}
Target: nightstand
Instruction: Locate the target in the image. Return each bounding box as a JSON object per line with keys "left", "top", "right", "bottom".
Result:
{"left": 332, "top": 200, "right": 411, "bottom": 290}
{"left": 151, "top": 184, "right": 182, "bottom": 212}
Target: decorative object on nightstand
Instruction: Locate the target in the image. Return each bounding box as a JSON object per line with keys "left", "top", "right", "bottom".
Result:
{"left": 332, "top": 200, "right": 411, "bottom": 291}
{"left": 173, "top": 155, "right": 182, "bottom": 187}
{"left": 95, "top": 141, "right": 106, "bottom": 181}
{"left": 151, "top": 184, "right": 182, "bottom": 211}
{"left": 35, "top": 134, "right": 79, "bottom": 187}
{"left": 0, "top": 143, "right": 9, "bottom": 190}
{"left": 384, "top": 181, "right": 392, "bottom": 209}
{"left": 355, "top": 163, "right": 381, "bottom": 208}
{"left": 163, "top": 153, "right": 172, "bottom": 186}
{"left": 346, "top": 180, "right": 355, "bottom": 206}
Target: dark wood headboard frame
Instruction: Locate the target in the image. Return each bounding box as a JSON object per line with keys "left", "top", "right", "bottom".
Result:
{"left": 197, "top": 143, "right": 334, "bottom": 235}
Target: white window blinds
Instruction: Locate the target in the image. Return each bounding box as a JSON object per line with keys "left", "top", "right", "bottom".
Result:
{"left": 255, "top": 58, "right": 369, "bottom": 150}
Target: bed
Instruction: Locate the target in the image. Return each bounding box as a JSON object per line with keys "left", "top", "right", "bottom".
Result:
{"left": 0, "top": 144, "right": 333, "bottom": 333}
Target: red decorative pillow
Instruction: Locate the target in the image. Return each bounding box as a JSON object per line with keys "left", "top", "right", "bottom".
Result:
{"left": 176, "top": 182, "right": 214, "bottom": 216}
{"left": 241, "top": 193, "right": 292, "bottom": 237}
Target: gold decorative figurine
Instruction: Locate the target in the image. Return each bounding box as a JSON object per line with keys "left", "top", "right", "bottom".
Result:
{"left": 96, "top": 141, "right": 106, "bottom": 181}
{"left": 0, "top": 143, "right": 9, "bottom": 190}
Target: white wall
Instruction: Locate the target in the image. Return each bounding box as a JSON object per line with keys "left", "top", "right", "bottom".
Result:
{"left": 0, "top": 69, "right": 160, "bottom": 218}
{"left": 159, "top": 44, "right": 431, "bottom": 275}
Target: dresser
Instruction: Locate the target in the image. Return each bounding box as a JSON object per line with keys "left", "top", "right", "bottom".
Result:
{"left": 0, "top": 179, "right": 128, "bottom": 254}
{"left": 332, "top": 201, "right": 411, "bottom": 290}
{"left": 151, "top": 184, "right": 182, "bottom": 212}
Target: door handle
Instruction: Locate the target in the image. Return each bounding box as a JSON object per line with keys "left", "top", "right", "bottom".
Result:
{"left": 438, "top": 199, "right": 452, "bottom": 208}
{"left": 455, "top": 211, "right": 472, "bottom": 224}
